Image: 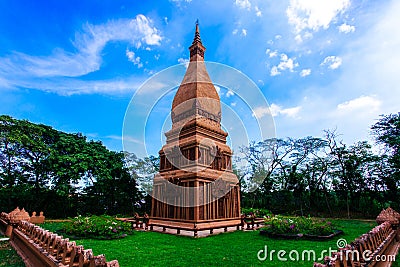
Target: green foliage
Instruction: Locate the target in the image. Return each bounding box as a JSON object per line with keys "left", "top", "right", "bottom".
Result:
{"left": 371, "top": 112, "right": 400, "bottom": 208}
{"left": 239, "top": 122, "right": 400, "bottom": 217}
{"left": 0, "top": 115, "right": 143, "bottom": 218}
{"left": 241, "top": 208, "right": 271, "bottom": 217}
{"left": 372, "top": 112, "right": 400, "bottom": 152}
{"left": 262, "top": 215, "right": 336, "bottom": 236}
{"left": 0, "top": 236, "right": 25, "bottom": 267}
{"left": 62, "top": 215, "right": 133, "bottom": 239}
{"left": 1, "top": 112, "right": 399, "bottom": 219}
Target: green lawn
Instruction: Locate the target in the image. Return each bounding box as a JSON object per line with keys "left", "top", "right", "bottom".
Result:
{"left": 0, "top": 235, "right": 25, "bottom": 267}
{"left": 39, "top": 219, "right": 397, "bottom": 266}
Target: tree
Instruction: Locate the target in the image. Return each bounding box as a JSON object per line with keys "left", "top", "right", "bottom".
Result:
{"left": 372, "top": 113, "right": 400, "bottom": 153}
{"left": 83, "top": 150, "right": 142, "bottom": 216}
{"left": 0, "top": 115, "right": 143, "bottom": 217}
{"left": 237, "top": 129, "right": 385, "bottom": 217}
{"left": 0, "top": 115, "right": 24, "bottom": 188}
{"left": 124, "top": 153, "right": 159, "bottom": 196}
{"left": 371, "top": 113, "right": 400, "bottom": 207}
{"left": 286, "top": 137, "right": 328, "bottom": 215}
{"left": 238, "top": 138, "right": 295, "bottom": 208}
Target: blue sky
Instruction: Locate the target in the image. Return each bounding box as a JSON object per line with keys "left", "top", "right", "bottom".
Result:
{"left": 1, "top": 0, "right": 399, "bottom": 156}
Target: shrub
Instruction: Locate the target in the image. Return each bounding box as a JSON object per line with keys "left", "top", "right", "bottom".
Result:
{"left": 241, "top": 208, "right": 272, "bottom": 217}
{"left": 62, "top": 215, "right": 132, "bottom": 239}
{"left": 262, "top": 215, "right": 336, "bottom": 236}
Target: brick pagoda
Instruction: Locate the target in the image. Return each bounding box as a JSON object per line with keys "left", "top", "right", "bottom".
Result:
{"left": 150, "top": 22, "right": 241, "bottom": 234}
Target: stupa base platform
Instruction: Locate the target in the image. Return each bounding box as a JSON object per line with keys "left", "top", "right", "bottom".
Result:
{"left": 148, "top": 218, "right": 242, "bottom": 237}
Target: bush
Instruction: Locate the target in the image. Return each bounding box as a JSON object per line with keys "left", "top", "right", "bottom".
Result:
{"left": 262, "top": 215, "right": 336, "bottom": 236}
{"left": 62, "top": 215, "right": 133, "bottom": 239}
{"left": 241, "top": 208, "right": 272, "bottom": 217}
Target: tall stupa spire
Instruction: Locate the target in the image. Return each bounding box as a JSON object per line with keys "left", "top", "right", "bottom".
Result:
{"left": 171, "top": 21, "right": 221, "bottom": 125}
{"left": 189, "top": 20, "right": 206, "bottom": 61}
{"left": 150, "top": 22, "right": 241, "bottom": 236}
{"left": 193, "top": 19, "right": 201, "bottom": 44}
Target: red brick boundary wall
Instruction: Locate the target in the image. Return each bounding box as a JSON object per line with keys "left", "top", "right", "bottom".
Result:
{"left": 314, "top": 207, "right": 400, "bottom": 267}
{"left": 0, "top": 212, "right": 119, "bottom": 267}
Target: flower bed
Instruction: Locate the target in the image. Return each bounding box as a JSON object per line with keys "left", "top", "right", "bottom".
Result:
{"left": 61, "top": 215, "right": 132, "bottom": 239}
{"left": 260, "top": 215, "right": 343, "bottom": 240}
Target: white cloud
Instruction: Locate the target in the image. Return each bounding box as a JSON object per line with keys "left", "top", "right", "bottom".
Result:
{"left": 296, "top": 31, "right": 313, "bottom": 43}
{"left": 231, "top": 26, "right": 248, "bottom": 37}
{"left": 253, "top": 104, "right": 301, "bottom": 119}
{"left": 178, "top": 57, "right": 189, "bottom": 68}
{"left": 280, "top": 54, "right": 296, "bottom": 69}
{"left": 0, "top": 14, "right": 161, "bottom": 79}
{"left": 337, "top": 96, "right": 381, "bottom": 113}
{"left": 338, "top": 23, "right": 355, "bottom": 33}
{"left": 321, "top": 56, "right": 342, "bottom": 69}
{"left": 107, "top": 135, "right": 143, "bottom": 145}
{"left": 255, "top": 6, "right": 262, "bottom": 17}
{"left": 8, "top": 76, "right": 143, "bottom": 96}
{"left": 300, "top": 69, "right": 311, "bottom": 77}
{"left": 252, "top": 106, "right": 270, "bottom": 118}
{"left": 270, "top": 66, "right": 280, "bottom": 76}
{"left": 235, "top": 0, "right": 251, "bottom": 10}
{"left": 178, "top": 58, "right": 188, "bottom": 63}
{"left": 269, "top": 50, "right": 278, "bottom": 58}
{"left": 169, "top": 0, "right": 192, "bottom": 6}
{"left": 334, "top": 0, "right": 400, "bottom": 117}
{"left": 0, "top": 76, "right": 13, "bottom": 88}
{"left": 126, "top": 49, "right": 143, "bottom": 68}
{"left": 295, "top": 34, "right": 303, "bottom": 43}
{"left": 214, "top": 85, "right": 221, "bottom": 94}
{"left": 272, "top": 1, "right": 400, "bottom": 145}
{"left": 273, "top": 104, "right": 302, "bottom": 118}
{"left": 0, "top": 14, "right": 163, "bottom": 95}
{"left": 226, "top": 90, "right": 234, "bottom": 97}
{"left": 260, "top": 2, "right": 400, "bottom": 146}
{"left": 269, "top": 104, "right": 282, "bottom": 117}
{"left": 270, "top": 53, "right": 299, "bottom": 76}
{"left": 286, "top": 0, "right": 350, "bottom": 33}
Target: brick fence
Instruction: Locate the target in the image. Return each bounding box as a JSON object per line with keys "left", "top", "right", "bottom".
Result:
{"left": 313, "top": 207, "right": 400, "bottom": 267}
{"left": 0, "top": 211, "right": 119, "bottom": 267}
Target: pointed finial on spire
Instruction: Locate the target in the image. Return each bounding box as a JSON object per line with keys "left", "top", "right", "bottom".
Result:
{"left": 192, "top": 19, "right": 202, "bottom": 45}
{"left": 189, "top": 19, "right": 206, "bottom": 61}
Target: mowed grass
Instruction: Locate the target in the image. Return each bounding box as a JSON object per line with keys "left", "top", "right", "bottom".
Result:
{"left": 41, "top": 219, "right": 393, "bottom": 267}
{"left": 0, "top": 235, "right": 25, "bottom": 267}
